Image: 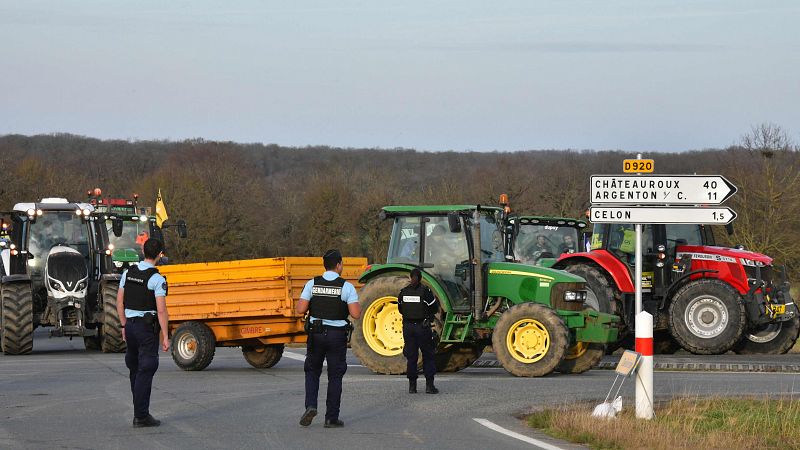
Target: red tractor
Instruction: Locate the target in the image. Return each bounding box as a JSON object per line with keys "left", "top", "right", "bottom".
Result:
{"left": 555, "top": 223, "right": 799, "bottom": 354}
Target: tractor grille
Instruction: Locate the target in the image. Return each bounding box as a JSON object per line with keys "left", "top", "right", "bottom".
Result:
{"left": 744, "top": 265, "right": 773, "bottom": 285}
{"left": 550, "top": 282, "right": 586, "bottom": 311}
{"left": 61, "top": 306, "right": 80, "bottom": 326}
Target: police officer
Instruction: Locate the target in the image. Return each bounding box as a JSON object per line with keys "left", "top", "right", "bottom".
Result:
{"left": 296, "top": 249, "right": 361, "bottom": 428}
{"left": 398, "top": 268, "right": 439, "bottom": 394}
{"left": 115, "top": 238, "right": 170, "bottom": 428}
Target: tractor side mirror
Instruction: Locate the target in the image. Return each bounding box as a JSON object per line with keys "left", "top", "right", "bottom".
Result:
{"left": 112, "top": 218, "right": 124, "bottom": 237}
{"left": 447, "top": 213, "right": 461, "bottom": 233}
{"left": 725, "top": 223, "right": 734, "bottom": 236}
{"left": 176, "top": 219, "right": 188, "bottom": 238}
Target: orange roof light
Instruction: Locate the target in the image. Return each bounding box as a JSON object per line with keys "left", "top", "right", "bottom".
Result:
{"left": 499, "top": 193, "right": 509, "bottom": 205}
{"left": 93, "top": 188, "right": 102, "bottom": 197}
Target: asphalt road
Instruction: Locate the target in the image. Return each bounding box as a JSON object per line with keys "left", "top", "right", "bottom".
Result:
{"left": 2, "top": 331, "right": 800, "bottom": 450}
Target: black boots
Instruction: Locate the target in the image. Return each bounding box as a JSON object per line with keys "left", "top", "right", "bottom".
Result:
{"left": 408, "top": 378, "right": 417, "bottom": 394}
{"left": 425, "top": 378, "right": 439, "bottom": 394}
{"left": 132, "top": 414, "right": 161, "bottom": 428}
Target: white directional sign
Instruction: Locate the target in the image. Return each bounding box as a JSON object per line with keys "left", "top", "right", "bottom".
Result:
{"left": 591, "top": 175, "right": 737, "bottom": 205}
{"left": 590, "top": 206, "right": 737, "bottom": 225}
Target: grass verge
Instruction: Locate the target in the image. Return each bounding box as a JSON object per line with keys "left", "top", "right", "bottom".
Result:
{"left": 527, "top": 396, "right": 800, "bottom": 450}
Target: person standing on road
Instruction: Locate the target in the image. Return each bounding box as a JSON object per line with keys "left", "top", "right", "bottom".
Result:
{"left": 296, "top": 249, "right": 361, "bottom": 428}
{"left": 115, "top": 238, "right": 170, "bottom": 428}
{"left": 398, "top": 268, "right": 439, "bottom": 394}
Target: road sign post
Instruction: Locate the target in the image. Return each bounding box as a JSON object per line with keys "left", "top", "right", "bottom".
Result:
{"left": 591, "top": 163, "right": 738, "bottom": 421}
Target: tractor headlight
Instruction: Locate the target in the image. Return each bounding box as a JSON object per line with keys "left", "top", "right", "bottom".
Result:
{"left": 77, "top": 282, "right": 86, "bottom": 290}
{"left": 564, "top": 290, "right": 587, "bottom": 302}
{"left": 50, "top": 280, "right": 65, "bottom": 292}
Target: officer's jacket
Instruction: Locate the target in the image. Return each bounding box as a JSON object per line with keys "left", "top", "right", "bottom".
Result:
{"left": 397, "top": 283, "right": 438, "bottom": 321}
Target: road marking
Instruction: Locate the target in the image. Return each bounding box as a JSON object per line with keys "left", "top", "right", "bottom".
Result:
{"left": 282, "top": 350, "right": 362, "bottom": 367}
{"left": 473, "top": 418, "right": 565, "bottom": 450}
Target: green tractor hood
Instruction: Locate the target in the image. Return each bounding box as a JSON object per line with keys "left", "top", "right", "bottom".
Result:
{"left": 112, "top": 248, "right": 141, "bottom": 263}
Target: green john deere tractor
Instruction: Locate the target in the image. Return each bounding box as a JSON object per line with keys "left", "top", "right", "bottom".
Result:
{"left": 351, "top": 205, "right": 619, "bottom": 377}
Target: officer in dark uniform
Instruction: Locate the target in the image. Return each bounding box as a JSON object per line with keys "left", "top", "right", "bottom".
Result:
{"left": 115, "top": 238, "right": 170, "bottom": 428}
{"left": 398, "top": 268, "right": 439, "bottom": 394}
{"left": 296, "top": 249, "right": 361, "bottom": 428}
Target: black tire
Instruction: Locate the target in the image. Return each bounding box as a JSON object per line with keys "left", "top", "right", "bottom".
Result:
{"left": 100, "top": 283, "right": 126, "bottom": 353}
{"left": 492, "top": 303, "right": 569, "bottom": 377}
{"left": 668, "top": 279, "right": 745, "bottom": 355}
{"left": 733, "top": 317, "right": 800, "bottom": 354}
{"left": 562, "top": 263, "right": 614, "bottom": 315}
{"left": 242, "top": 344, "right": 284, "bottom": 368}
{"left": 435, "top": 344, "right": 485, "bottom": 372}
{"left": 171, "top": 321, "right": 216, "bottom": 371}
{"left": 556, "top": 342, "right": 604, "bottom": 374}
{"left": 84, "top": 335, "right": 102, "bottom": 351}
{"left": 351, "top": 276, "right": 410, "bottom": 375}
{"left": 1, "top": 282, "right": 34, "bottom": 355}
{"left": 653, "top": 331, "right": 681, "bottom": 355}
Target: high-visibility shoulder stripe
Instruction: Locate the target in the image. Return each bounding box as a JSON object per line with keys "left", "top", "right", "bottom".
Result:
{"left": 488, "top": 269, "right": 554, "bottom": 281}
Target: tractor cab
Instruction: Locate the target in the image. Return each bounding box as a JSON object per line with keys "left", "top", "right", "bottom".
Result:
{"left": 86, "top": 188, "right": 185, "bottom": 272}
{"left": 385, "top": 206, "right": 506, "bottom": 312}
{"left": 509, "top": 216, "right": 588, "bottom": 267}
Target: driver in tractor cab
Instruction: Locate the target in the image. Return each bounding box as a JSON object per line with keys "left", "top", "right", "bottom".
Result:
{"left": 558, "top": 234, "right": 577, "bottom": 254}
{"left": 534, "top": 234, "right": 553, "bottom": 255}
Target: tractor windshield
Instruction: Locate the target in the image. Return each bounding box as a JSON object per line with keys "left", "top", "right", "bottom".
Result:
{"left": 107, "top": 220, "right": 149, "bottom": 263}
{"left": 478, "top": 210, "right": 506, "bottom": 263}
{"left": 515, "top": 223, "right": 580, "bottom": 265}
{"left": 27, "top": 211, "right": 90, "bottom": 274}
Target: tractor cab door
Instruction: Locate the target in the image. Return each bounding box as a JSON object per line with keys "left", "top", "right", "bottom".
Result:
{"left": 422, "top": 216, "right": 471, "bottom": 312}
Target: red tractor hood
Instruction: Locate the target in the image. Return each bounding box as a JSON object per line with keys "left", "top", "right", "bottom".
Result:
{"left": 677, "top": 245, "right": 773, "bottom": 266}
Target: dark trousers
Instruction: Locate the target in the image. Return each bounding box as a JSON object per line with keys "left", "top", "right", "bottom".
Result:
{"left": 304, "top": 327, "right": 348, "bottom": 421}
{"left": 124, "top": 320, "right": 159, "bottom": 419}
{"left": 403, "top": 321, "right": 436, "bottom": 380}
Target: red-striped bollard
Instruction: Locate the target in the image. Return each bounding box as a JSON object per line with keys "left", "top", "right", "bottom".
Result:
{"left": 635, "top": 311, "right": 654, "bottom": 419}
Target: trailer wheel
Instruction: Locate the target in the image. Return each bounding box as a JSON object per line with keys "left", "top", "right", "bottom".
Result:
{"left": 242, "top": 344, "right": 284, "bottom": 369}
{"left": 732, "top": 316, "right": 800, "bottom": 354}
{"left": 171, "top": 321, "right": 216, "bottom": 371}
{"left": 435, "top": 344, "right": 484, "bottom": 372}
{"left": 100, "top": 283, "right": 126, "bottom": 353}
{"left": 668, "top": 279, "right": 745, "bottom": 355}
{"left": 351, "top": 276, "right": 410, "bottom": 374}
{"left": 1, "top": 282, "right": 34, "bottom": 355}
{"left": 493, "top": 303, "right": 569, "bottom": 377}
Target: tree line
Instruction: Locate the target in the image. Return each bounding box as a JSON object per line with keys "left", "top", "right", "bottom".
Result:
{"left": 1, "top": 124, "right": 798, "bottom": 279}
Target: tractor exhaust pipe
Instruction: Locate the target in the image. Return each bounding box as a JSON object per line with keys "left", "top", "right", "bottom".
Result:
{"left": 472, "top": 209, "right": 484, "bottom": 320}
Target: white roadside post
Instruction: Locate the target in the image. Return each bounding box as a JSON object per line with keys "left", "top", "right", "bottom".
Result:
{"left": 635, "top": 311, "right": 654, "bottom": 419}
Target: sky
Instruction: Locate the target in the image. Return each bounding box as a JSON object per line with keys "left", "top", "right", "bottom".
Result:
{"left": 1, "top": 1, "right": 798, "bottom": 152}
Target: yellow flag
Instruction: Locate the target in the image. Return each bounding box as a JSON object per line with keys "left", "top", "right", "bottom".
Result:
{"left": 155, "top": 189, "right": 169, "bottom": 227}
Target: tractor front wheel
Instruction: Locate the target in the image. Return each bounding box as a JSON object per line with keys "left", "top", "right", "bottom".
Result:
{"left": 732, "top": 317, "right": 800, "bottom": 354}
{"left": 1, "top": 282, "right": 34, "bottom": 355}
{"left": 100, "top": 283, "right": 126, "bottom": 353}
{"left": 351, "top": 276, "right": 409, "bottom": 374}
{"left": 492, "top": 303, "right": 569, "bottom": 377}
{"left": 668, "top": 279, "right": 745, "bottom": 355}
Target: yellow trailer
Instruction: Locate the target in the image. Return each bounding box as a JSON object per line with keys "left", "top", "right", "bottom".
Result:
{"left": 158, "top": 257, "right": 367, "bottom": 371}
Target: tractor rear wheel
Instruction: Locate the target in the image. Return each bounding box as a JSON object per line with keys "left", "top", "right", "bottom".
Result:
{"left": 732, "top": 317, "right": 800, "bottom": 354}
{"left": 1, "top": 282, "right": 34, "bottom": 355}
{"left": 242, "top": 344, "right": 284, "bottom": 368}
{"left": 435, "top": 344, "right": 484, "bottom": 372}
{"left": 668, "top": 279, "right": 745, "bottom": 355}
{"left": 100, "top": 283, "right": 126, "bottom": 353}
{"left": 492, "top": 303, "right": 569, "bottom": 377}
{"left": 556, "top": 342, "right": 604, "bottom": 374}
{"left": 84, "top": 335, "right": 101, "bottom": 351}
{"left": 563, "top": 263, "right": 615, "bottom": 315}
{"left": 351, "top": 276, "right": 409, "bottom": 374}
{"left": 171, "top": 321, "right": 216, "bottom": 371}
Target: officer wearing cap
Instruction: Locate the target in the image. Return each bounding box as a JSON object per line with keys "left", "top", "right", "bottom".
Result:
{"left": 115, "top": 238, "right": 170, "bottom": 428}
{"left": 398, "top": 268, "right": 439, "bottom": 394}
{"left": 296, "top": 249, "right": 361, "bottom": 428}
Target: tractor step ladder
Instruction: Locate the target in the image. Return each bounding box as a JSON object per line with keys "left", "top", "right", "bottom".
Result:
{"left": 440, "top": 312, "right": 472, "bottom": 343}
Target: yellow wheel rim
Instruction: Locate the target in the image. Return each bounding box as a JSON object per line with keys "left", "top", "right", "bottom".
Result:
{"left": 506, "top": 318, "right": 550, "bottom": 363}
{"left": 563, "top": 341, "right": 588, "bottom": 360}
{"left": 363, "top": 296, "right": 404, "bottom": 356}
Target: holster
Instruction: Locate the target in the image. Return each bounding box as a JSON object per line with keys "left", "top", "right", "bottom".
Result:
{"left": 143, "top": 313, "right": 159, "bottom": 337}
{"left": 345, "top": 321, "right": 353, "bottom": 343}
